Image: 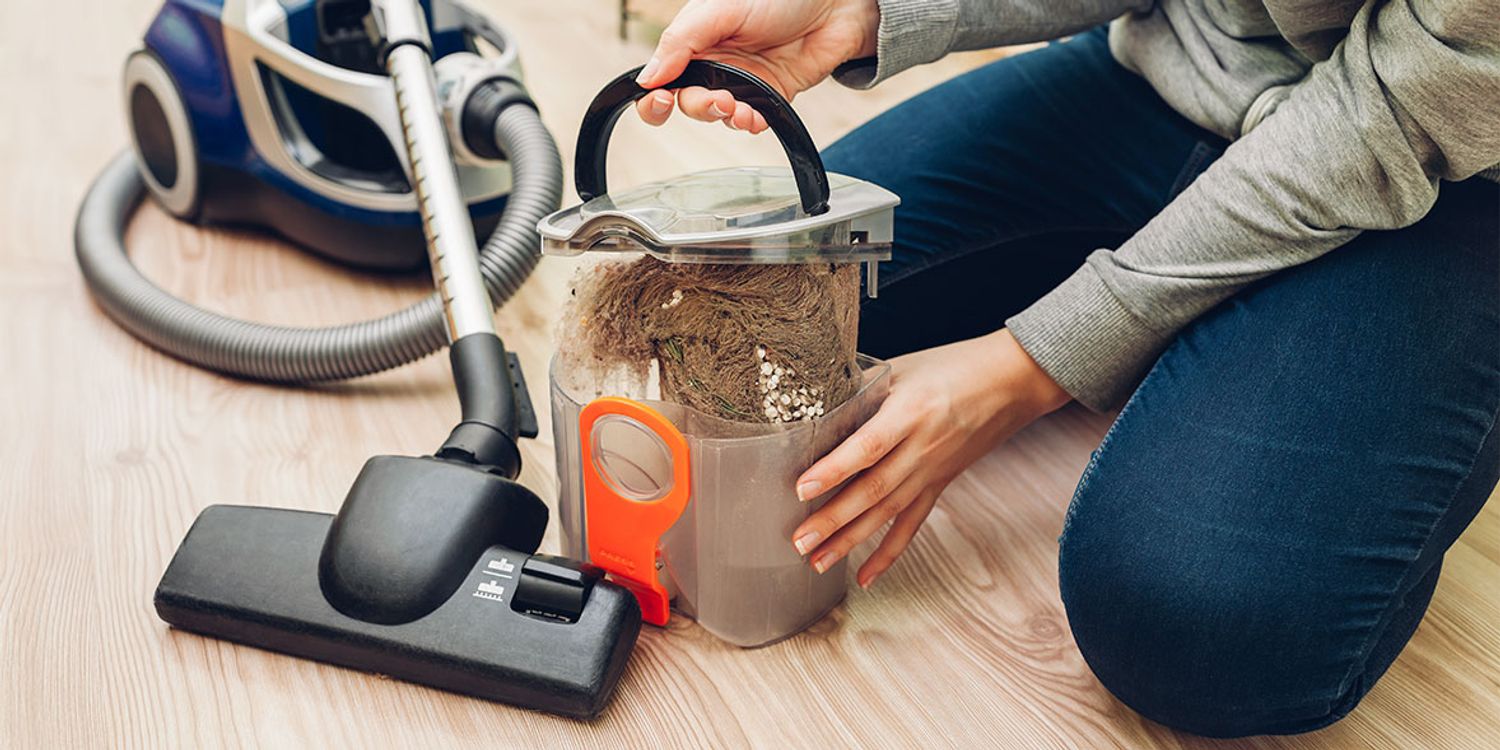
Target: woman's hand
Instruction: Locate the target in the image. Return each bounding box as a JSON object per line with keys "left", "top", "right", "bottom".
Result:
{"left": 791, "top": 329, "right": 1072, "bottom": 588}
{"left": 634, "top": 0, "right": 880, "bottom": 133}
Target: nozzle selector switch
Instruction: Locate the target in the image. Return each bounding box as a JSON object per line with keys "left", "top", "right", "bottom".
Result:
{"left": 512, "top": 554, "right": 604, "bottom": 624}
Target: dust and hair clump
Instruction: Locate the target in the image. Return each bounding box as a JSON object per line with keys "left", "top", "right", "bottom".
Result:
{"left": 559, "top": 257, "right": 862, "bottom": 423}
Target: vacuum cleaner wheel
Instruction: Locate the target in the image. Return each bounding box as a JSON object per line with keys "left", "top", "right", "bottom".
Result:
{"left": 123, "top": 49, "right": 200, "bottom": 219}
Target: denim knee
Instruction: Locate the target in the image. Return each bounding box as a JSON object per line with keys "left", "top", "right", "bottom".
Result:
{"left": 1057, "top": 485, "right": 1366, "bottom": 738}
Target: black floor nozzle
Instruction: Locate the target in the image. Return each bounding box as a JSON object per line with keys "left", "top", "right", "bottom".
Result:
{"left": 318, "top": 454, "right": 549, "bottom": 624}
{"left": 151, "top": 320, "right": 642, "bottom": 716}
{"left": 156, "top": 504, "right": 641, "bottom": 719}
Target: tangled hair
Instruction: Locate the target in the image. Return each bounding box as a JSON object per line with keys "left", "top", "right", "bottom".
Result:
{"left": 560, "top": 256, "right": 862, "bottom": 423}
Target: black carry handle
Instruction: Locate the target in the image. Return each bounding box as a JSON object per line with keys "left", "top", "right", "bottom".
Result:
{"left": 574, "top": 60, "right": 830, "bottom": 216}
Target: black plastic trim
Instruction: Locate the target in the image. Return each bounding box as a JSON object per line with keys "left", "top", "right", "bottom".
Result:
{"left": 438, "top": 333, "right": 524, "bottom": 475}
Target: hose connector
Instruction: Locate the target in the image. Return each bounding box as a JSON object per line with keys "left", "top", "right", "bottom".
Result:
{"left": 436, "top": 332, "right": 524, "bottom": 477}
{"left": 461, "top": 77, "right": 537, "bottom": 161}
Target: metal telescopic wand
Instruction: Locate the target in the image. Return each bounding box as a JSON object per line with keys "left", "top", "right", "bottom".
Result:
{"left": 377, "top": 0, "right": 495, "bottom": 340}
{"left": 373, "top": 0, "right": 523, "bottom": 473}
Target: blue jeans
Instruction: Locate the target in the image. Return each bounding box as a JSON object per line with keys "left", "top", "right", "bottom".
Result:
{"left": 825, "top": 27, "right": 1500, "bottom": 738}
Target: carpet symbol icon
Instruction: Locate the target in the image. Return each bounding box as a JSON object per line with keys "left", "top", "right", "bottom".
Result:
{"left": 474, "top": 580, "right": 506, "bottom": 602}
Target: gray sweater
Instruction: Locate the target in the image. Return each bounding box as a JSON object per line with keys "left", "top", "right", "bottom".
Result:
{"left": 834, "top": 0, "right": 1500, "bottom": 409}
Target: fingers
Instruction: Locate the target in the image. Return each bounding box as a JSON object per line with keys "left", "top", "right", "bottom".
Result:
{"left": 730, "top": 101, "right": 769, "bottom": 134}
{"left": 636, "top": 89, "right": 769, "bottom": 132}
{"left": 634, "top": 90, "right": 676, "bottom": 126}
{"left": 637, "top": 0, "right": 731, "bottom": 87}
{"left": 802, "top": 472, "right": 925, "bottom": 575}
{"left": 793, "top": 434, "right": 921, "bottom": 553}
{"left": 675, "top": 86, "right": 737, "bottom": 123}
{"left": 795, "top": 403, "right": 909, "bottom": 502}
{"left": 633, "top": 2, "right": 770, "bottom": 132}
{"left": 857, "top": 489, "right": 939, "bottom": 588}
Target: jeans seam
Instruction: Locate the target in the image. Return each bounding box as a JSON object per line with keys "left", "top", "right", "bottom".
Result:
{"left": 1058, "top": 360, "right": 1161, "bottom": 546}
{"left": 1326, "top": 396, "right": 1500, "bottom": 713}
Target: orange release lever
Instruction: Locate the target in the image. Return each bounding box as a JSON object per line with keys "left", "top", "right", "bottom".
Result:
{"left": 580, "top": 397, "right": 691, "bottom": 626}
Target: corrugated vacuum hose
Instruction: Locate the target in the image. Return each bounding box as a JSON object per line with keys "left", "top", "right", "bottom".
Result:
{"left": 73, "top": 103, "right": 562, "bottom": 382}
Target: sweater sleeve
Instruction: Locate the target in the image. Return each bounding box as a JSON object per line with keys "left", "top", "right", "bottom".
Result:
{"left": 1007, "top": 0, "right": 1500, "bottom": 410}
{"left": 833, "top": 0, "right": 1148, "bottom": 88}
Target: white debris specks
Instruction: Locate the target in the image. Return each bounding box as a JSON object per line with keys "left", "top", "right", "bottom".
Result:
{"left": 660, "top": 289, "right": 685, "bottom": 309}
{"left": 755, "top": 345, "right": 830, "bottom": 423}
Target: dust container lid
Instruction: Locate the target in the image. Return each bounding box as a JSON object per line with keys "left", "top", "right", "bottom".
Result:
{"left": 537, "top": 60, "right": 897, "bottom": 266}
{"left": 540, "top": 167, "right": 895, "bottom": 263}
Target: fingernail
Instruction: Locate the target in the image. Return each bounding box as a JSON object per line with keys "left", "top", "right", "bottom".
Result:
{"left": 794, "top": 531, "right": 821, "bottom": 556}
{"left": 636, "top": 57, "right": 660, "bottom": 85}
{"left": 650, "top": 92, "right": 671, "bottom": 115}
{"left": 708, "top": 102, "right": 728, "bottom": 119}
{"left": 812, "top": 552, "right": 838, "bottom": 574}
{"left": 796, "top": 481, "right": 822, "bottom": 502}
{"left": 859, "top": 572, "right": 880, "bottom": 589}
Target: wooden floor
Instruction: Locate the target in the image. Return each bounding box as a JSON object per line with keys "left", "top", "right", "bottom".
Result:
{"left": 3, "top": 1, "right": 1497, "bottom": 747}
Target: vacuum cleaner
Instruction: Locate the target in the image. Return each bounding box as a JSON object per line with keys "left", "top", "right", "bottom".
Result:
{"left": 73, "top": 0, "right": 640, "bottom": 718}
